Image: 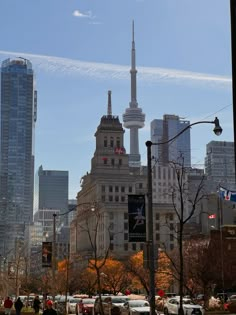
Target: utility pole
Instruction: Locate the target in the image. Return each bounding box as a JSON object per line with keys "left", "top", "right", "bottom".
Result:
{"left": 52, "top": 213, "right": 56, "bottom": 300}
{"left": 230, "top": 0, "right": 236, "bottom": 184}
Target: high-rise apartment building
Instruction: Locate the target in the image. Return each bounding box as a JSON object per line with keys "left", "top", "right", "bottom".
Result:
{"left": 0, "top": 58, "right": 37, "bottom": 256}
{"left": 205, "top": 141, "right": 235, "bottom": 190}
{"left": 34, "top": 165, "right": 68, "bottom": 212}
{"left": 34, "top": 165, "right": 69, "bottom": 229}
{"left": 151, "top": 115, "right": 191, "bottom": 167}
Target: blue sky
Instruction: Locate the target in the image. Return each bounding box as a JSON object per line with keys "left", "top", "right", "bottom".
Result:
{"left": 0, "top": 0, "right": 233, "bottom": 199}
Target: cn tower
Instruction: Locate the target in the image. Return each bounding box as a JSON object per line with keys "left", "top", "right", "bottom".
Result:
{"left": 123, "top": 21, "right": 145, "bottom": 167}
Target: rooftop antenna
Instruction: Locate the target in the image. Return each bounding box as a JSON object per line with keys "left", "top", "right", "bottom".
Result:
{"left": 107, "top": 90, "right": 112, "bottom": 116}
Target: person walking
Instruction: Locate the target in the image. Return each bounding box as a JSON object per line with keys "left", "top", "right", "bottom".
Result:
{"left": 43, "top": 300, "right": 57, "bottom": 315}
{"left": 14, "top": 297, "right": 23, "bottom": 315}
{"left": 33, "top": 296, "right": 41, "bottom": 315}
{"left": 4, "top": 297, "right": 13, "bottom": 315}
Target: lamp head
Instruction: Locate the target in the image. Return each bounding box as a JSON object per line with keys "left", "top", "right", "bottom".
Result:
{"left": 213, "top": 117, "right": 223, "bottom": 136}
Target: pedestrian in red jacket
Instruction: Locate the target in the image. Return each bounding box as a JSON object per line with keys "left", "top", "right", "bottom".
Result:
{"left": 4, "top": 297, "right": 13, "bottom": 315}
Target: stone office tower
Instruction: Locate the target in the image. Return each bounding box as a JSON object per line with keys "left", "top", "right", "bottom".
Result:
{"left": 70, "top": 91, "right": 147, "bottom": 261}
{"left": 0, "top": 58, "right": 37, "bottom": 256}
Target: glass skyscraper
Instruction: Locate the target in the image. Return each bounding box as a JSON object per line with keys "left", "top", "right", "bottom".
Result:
{"left": 151, "top": 114, "right": 191, "bottom": 167}
{"left": 0, "top": 58, "right": 37, "bottom": 256}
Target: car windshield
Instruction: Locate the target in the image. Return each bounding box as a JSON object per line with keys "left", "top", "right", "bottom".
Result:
{"left": 82, "top": 299, "right": 95, "bottom": 304}
{"left": 183, "top": 300, "right": 196, "bottom": 305}
{"left": 129, "top": 301, "right": 149, "bottom": 307}
{"left": 111, "top": 297, "right": 129, "bottom": 304}
{"left": 70, "top": 299, "right": 81, "bottom": 303}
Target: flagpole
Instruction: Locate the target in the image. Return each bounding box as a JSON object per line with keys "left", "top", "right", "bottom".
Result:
{"left": 218, "top": 195, "right": 225, "bottom": 298}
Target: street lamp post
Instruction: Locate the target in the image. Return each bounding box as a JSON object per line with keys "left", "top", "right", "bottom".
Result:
{"left": 146, "top": 117, "right": 222, "bottom": 315}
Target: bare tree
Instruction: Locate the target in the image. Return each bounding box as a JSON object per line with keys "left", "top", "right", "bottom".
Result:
{"left": 75, "top": 204, "right": 112, "bottom": 315}
{"left": 164, "top": 159, "right": 206, "bottom": 315}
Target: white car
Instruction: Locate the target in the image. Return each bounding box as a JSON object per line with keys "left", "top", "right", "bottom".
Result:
{"left": 164, "top": 297, "right": 204, "bottom": 315}
{"left": 122, "top": 300, "right": 150, "bottom": 315}
{"left": 68, "top": 297, "right": 83, "bottom": 314}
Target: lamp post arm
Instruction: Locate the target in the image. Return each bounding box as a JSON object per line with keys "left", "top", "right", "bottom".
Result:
{"left": 149, "top": 117, "right": 221, "bottom": 147}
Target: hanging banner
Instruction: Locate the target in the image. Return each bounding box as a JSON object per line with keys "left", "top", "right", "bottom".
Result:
{"left": 128, "top": 195, "right": 146, "bottom": 242}
{"left": 42, "top": 241, "right": 52, "bottom": 268}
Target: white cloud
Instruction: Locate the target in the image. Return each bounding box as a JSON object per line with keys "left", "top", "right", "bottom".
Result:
{"left": 73, "top": 10, "right": 92, "bottom": 18}
{"left": 0, "top": 50, "right": 231, "bottom": 88}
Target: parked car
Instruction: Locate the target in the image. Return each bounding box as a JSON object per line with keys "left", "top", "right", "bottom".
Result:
{"left": 216, "top": 293, "right": 228, "bottom": 302}
{"left": 121, "top": 299, "right": 150, "bottom": 315}
{"left": 94, "top": 296, "right": 130, "bottom": 315}
{"left": 164, "top": 297, "right": 204, "bottom": 315}
{"left": 76, "top": 298, "right": 96, "bottom": 315}
{"left": 68, "top": 297, "right": 83, "bottom": 314}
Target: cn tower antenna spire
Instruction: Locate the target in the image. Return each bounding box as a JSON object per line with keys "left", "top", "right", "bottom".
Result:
{"left": 132, "top": 20, "right": 135, "bottom": 44}
{"left": 123, "top": 21, "right": 145, "bottom": 168}
{"left": 107, "top": 90, "right": 112, "bottom": 116}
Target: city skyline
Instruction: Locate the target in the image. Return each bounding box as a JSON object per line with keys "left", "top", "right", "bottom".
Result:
{"left": 0, "top": 0, "right": 233, "bottom": 198}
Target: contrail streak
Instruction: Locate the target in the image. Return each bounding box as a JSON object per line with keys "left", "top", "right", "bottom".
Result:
{"left": 0, "top": 50, "right": 231, "bottom": 87}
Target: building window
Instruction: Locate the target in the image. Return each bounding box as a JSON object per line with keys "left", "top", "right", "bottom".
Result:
{"left": 124, "top": 233, "right": 128, "bottom": 241}
{"left": 109, "top": 196, "right": 113, "bottom": 202}
{"left": 110, "top": 233, "right": 114, "bottom": 240}
{"left": 170, "top": 234, "right": 174, "bottom": 241}
{"left": 111, "top": 159, "right": 115, "bottom": 166}
{"left": 109, "top": 186, "right": 113, "bottom": 193}
{"left": 103, "top": 158, "right": 108, "bottom": 165}
{"left": 156, "top": 233, "right": 160, "bottom": 241}
{"left": 121, "top": 196, "right": 125, "bottom": 202}
{"left": 169, "top": 214, "right": 174, "bottom": 221}
{"left": 132, "top": 243, "right": 136, "bottom": 251}
{"left": 101, "top": 185, "right": 105, "bottom": 193}
{"left": 139, "top": 183, "right": 143, "bottom": 189}
{"left": 170, "top": 223, "right": 174, "bottom": 231}
{"left": 104, "top": 137, "right": 107, "bottom": 147}
{"left": 156, "top": 213, "right": 160, "bottom": 221}
{"left": 116, "top": 137, "right": 120, "bottom": 147}
{"left": 110, "top": 137, "right": 114, "bottom": 147}
{"left": 110, "top": 243, "right": 114, "bottom": 250}
{"left": 124, "top": 222, "right": 128, "bottom": 230}
{"left": 115, "top": 186, "right": 119, "bottom": 192}
{"left": 115, "top": 196, "right": 119, "bottom": 202}
{"left": 101, "top": 195, "right": 105, "bottom": 202}
{"left": 129, "top": 186, "right": 132, "bottom": 193}
{"left": 119, "top": 159, "right": 122, "bottom": 166}
{"left": 110, "top": 223, "right": 114, "bottom": 230}
{"left": 124, "top": 243, "right": 128, "bottom": 251}
{"left": 121, "top": 186, "right": 125, "bottom": 193}
{"left": 124, "top": 213, "right": 128, "bottom": 220}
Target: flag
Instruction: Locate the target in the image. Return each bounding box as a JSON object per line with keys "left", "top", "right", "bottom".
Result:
{"left": 219, "top": 186, "right": 236, "bottom": 202}
{"left": 208, "top": 214, "right": 216, "bottom": 219}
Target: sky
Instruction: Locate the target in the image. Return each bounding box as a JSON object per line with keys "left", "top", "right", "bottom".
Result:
{"left": 0, "top": 0, "right": 234, "bottom": 199}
